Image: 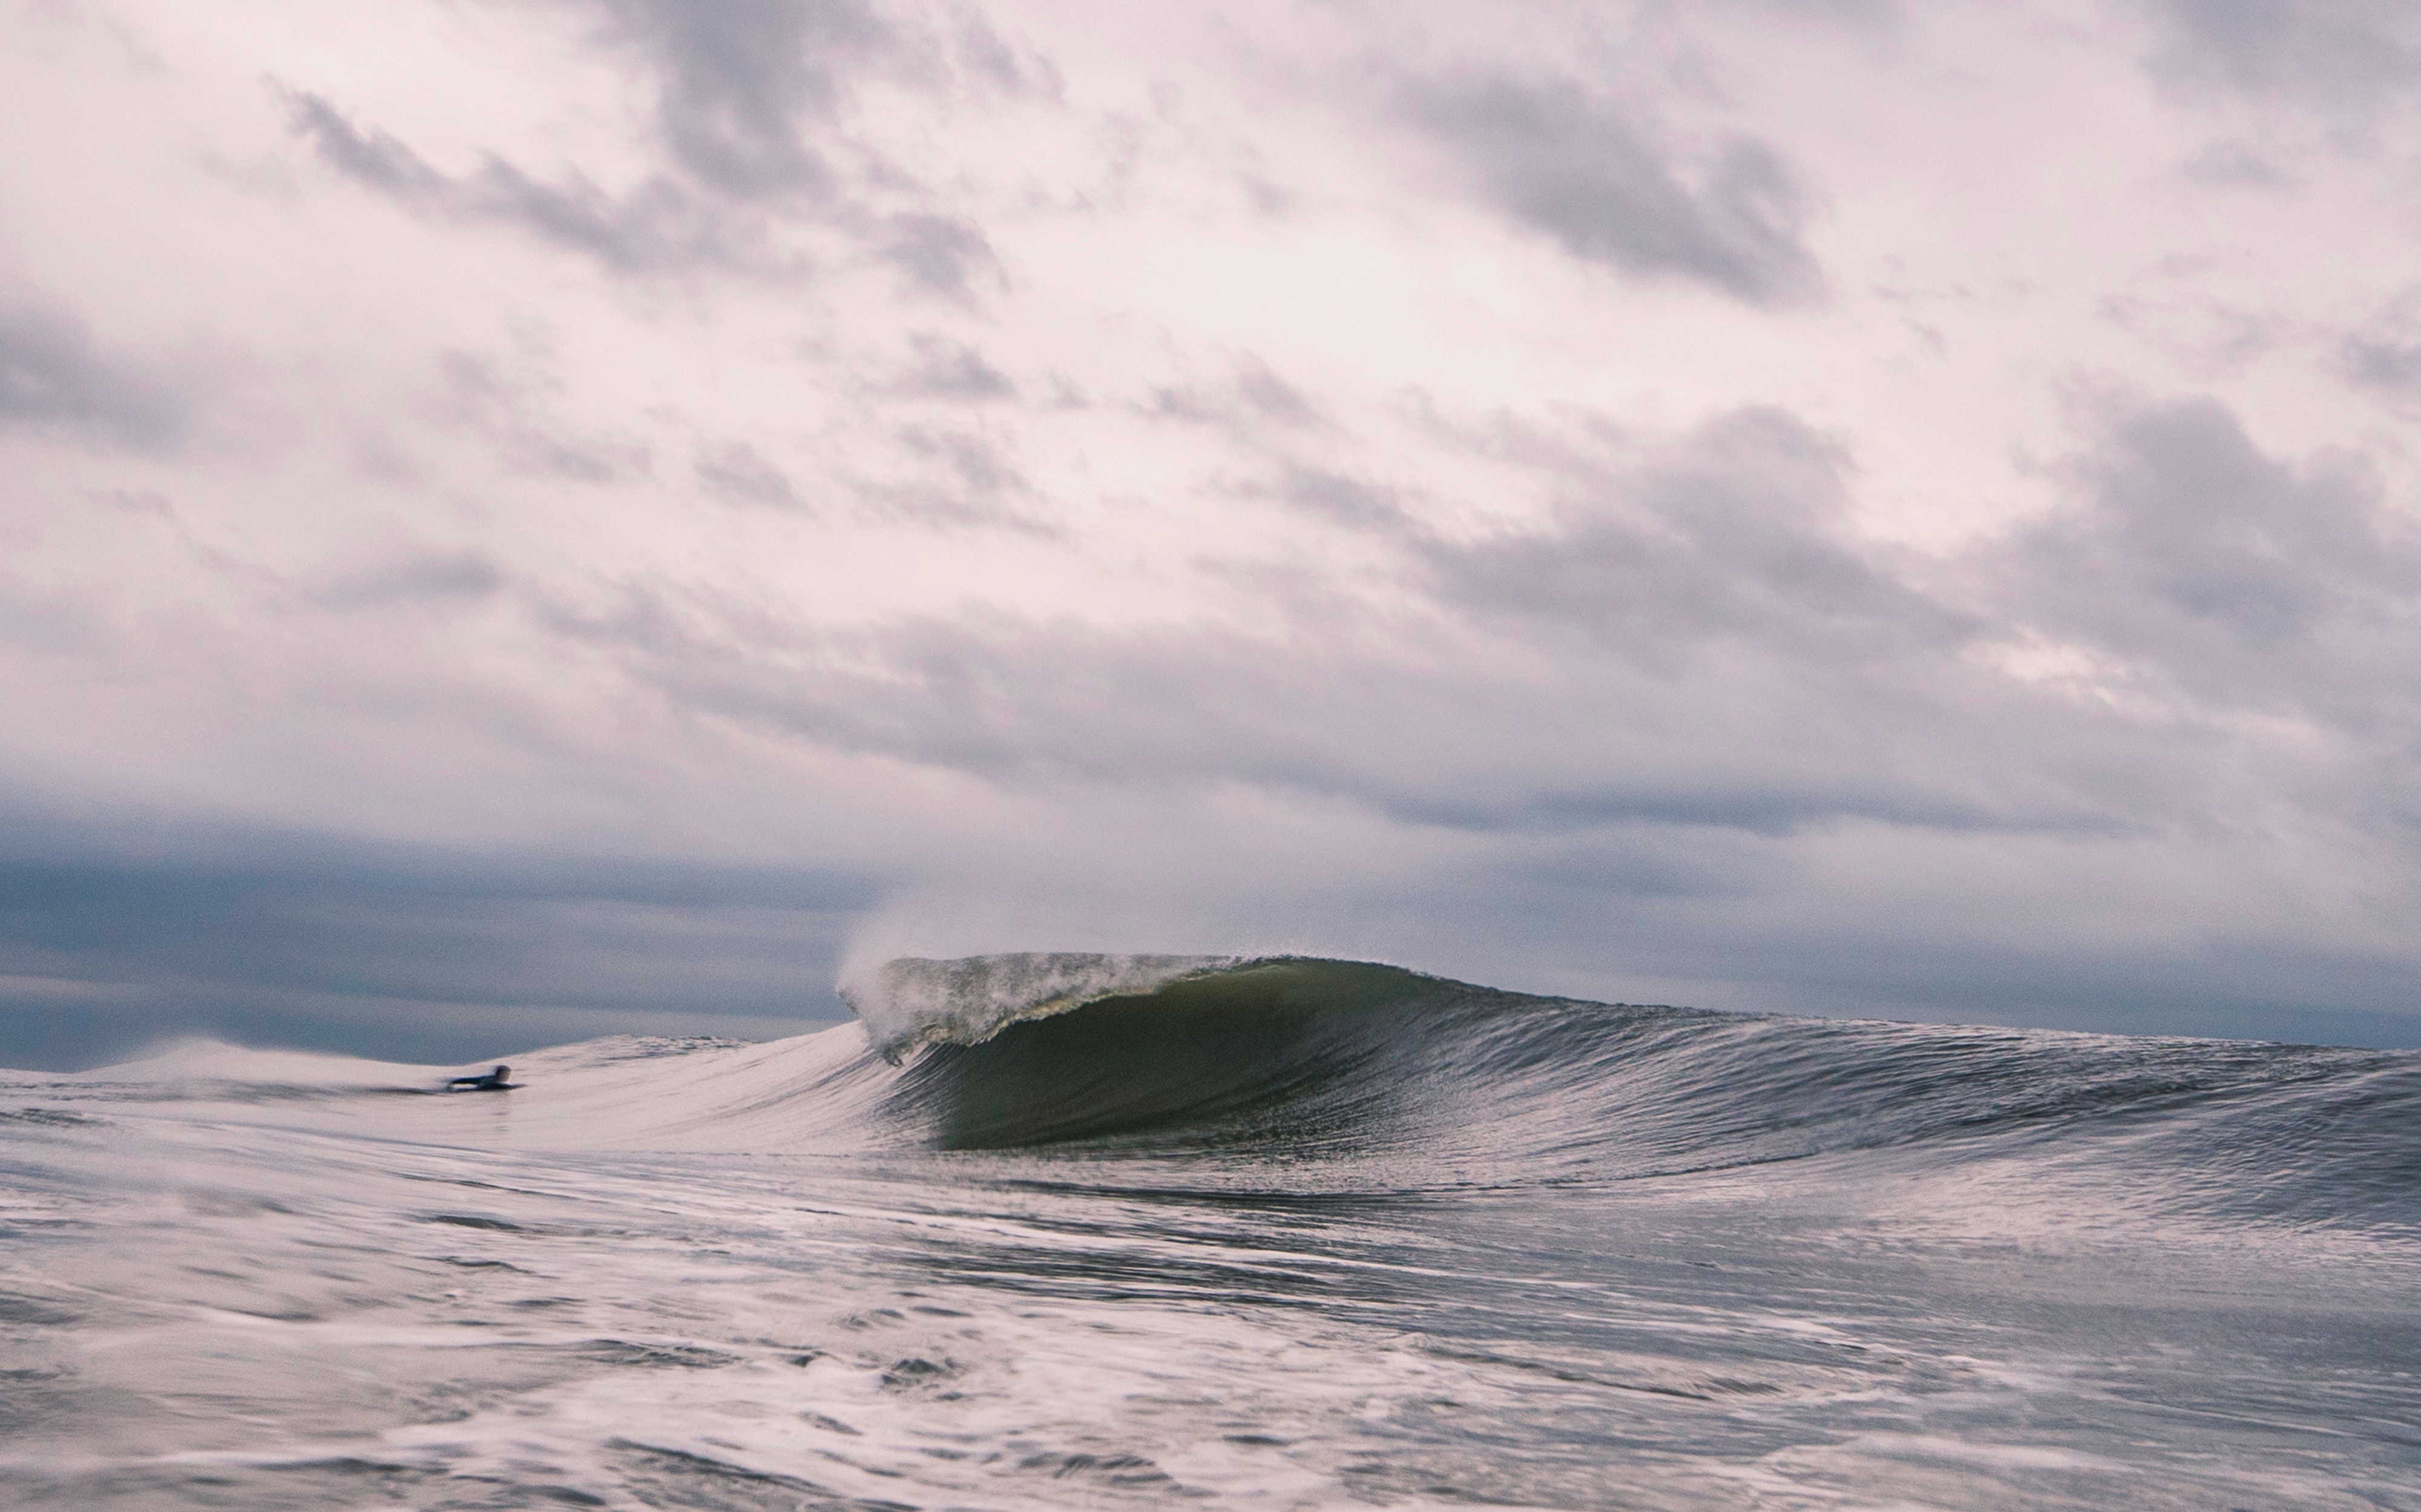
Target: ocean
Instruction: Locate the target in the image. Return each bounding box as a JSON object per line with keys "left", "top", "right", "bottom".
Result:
{"left": 2, "top": 955, "right": 2416, "bottom": 1510}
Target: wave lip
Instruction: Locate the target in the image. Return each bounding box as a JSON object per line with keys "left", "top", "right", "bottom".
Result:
{"left": 843, "top": 952, "right": 1243, "bottom": 1059}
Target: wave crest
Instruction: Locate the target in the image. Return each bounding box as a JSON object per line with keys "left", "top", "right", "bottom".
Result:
{"left": 841, "top": 952, "right": 1244, "bottom": 1059}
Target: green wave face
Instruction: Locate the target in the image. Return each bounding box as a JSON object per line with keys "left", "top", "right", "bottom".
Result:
{"left": 850, "top": 954, "right": 2421, "bottom": 1233}
{"left": 878, "top": 957, "right": 1483, "bottom": 1149}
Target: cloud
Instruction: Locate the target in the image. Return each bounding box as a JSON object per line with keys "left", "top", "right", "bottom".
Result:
{"left": 1428, "top": 409, "right": 1971, "bottom": 666}
{"left": 495, "top": 390, "right": 2421, "bottom": 898}
{"left": 282, "top": 4, "right": 1011, "bottom": 290}
{"left": 0, "top": 568, "right": 119, "bottom": 659}
{"left": 294, "top": 0, "right": 899, "bottom": 232}
{"left": 2341, "top": 335, "right": 2421, "bottom": 392}
{"left": 589, "top": 0, "right": 896, "bottom": 199}
{"left": 2337, "top": 291, "right": 2421, "bottom": 398}
{"left": 878, "top": 211, "right": 1000, "bottom": 297}
{"left": 9, "top": 0, "right": 2421, "bottom": 1053}
{"left": 306, "top": 551, "right": 507, "bottom": 611}
{"left": 2138, "top": 0, "right": 2421, "bottom": 116}
{"left": 2177, "top": 139, "right": 2302, "bottom": 188}
{"left": 696, "top": 440, "right": 807, "bottom": 508}
{"left": 435, "top": 350, "right": 651, "bottom": 482}
{"left": 1148, "top": 359, "right": 1324, "bottom": 431}
{"left": 2324, "top": 289, "right": 2421, "bottom": 402}
{"left": 0, "top": 298, "right": 183, "bottom": 450}
{"left": 893, "top": 335, "right": 1016, "bottom": 400}
{"left": 868, "top": 424, "right": 1048, "bottom": 529}
{"left": 518, "top": 408, "right": 2121, "bottom": 846}
{"left": 1278, "top": 468, "right": 1413, "bottom": 534}
{"left": 1393, "top": 70, "right": 1821, "bottom": 304}
{"left": 1996, "top": 397, "right": 2421, "bottom": 729}
{"left": 286, "top": 91, "right": 790, "bottom": 275}
{"left": 0, "top": 852, "right": 869, "bottom": 1069}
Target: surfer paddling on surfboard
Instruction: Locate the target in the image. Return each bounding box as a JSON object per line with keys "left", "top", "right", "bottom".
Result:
{"left": 445, "top": 1065, "right": 514, "bottom": 1091}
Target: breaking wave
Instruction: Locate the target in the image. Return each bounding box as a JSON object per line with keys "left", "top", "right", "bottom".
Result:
{"left": 842, "top": 952, "right": 1246, "bottom": 1058}
{"left": 852, "top": 956, "right": 2420, "bottom": 1229}
{"left": 18, "top": 954, "right": 2416, "bottom": 1229}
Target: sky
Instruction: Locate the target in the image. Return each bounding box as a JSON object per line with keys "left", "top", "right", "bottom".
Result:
{"left": 4, "top": 0, "right": 2420, "bottom": 1068}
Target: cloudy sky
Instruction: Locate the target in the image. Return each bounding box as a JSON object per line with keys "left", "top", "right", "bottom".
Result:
{"left": 5, "top": 0, "right": 2419, "bottom": 1066}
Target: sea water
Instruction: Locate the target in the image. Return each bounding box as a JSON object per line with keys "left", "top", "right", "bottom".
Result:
{"left": 2, "top": 956, "right": 2416, "bottom": 1509}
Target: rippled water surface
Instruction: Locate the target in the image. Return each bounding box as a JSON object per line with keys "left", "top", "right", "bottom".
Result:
{"left": 3, "top": 958, "right": 2417, "bottom": 1509}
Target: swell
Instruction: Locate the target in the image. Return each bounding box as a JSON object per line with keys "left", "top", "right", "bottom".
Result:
{"left": 868, "top": 955, "right": 2421, "bottom": 1229}
{"left": 16, "top": 956, "right": 2416, "bottom": 1231}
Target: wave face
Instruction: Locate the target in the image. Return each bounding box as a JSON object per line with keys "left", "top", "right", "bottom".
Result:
{"left": 4, "top": 955, "right": 2417, "bottom": 1510}
{"left": 867, "top": 954, "right": 2419, "bottom": 1228}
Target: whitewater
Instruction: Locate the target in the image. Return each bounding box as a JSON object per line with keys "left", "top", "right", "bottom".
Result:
{"left": 2, "top": 956, "right": 2416, "bottom": 1510}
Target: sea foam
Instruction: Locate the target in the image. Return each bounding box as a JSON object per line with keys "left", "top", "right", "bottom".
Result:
{"left": 840, "top": 950, "right": 1241, "bottom": 1057}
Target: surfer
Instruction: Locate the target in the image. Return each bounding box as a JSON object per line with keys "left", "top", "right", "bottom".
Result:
{"left": 445, "top": 1065, "right": 513, "bottom": 1091}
